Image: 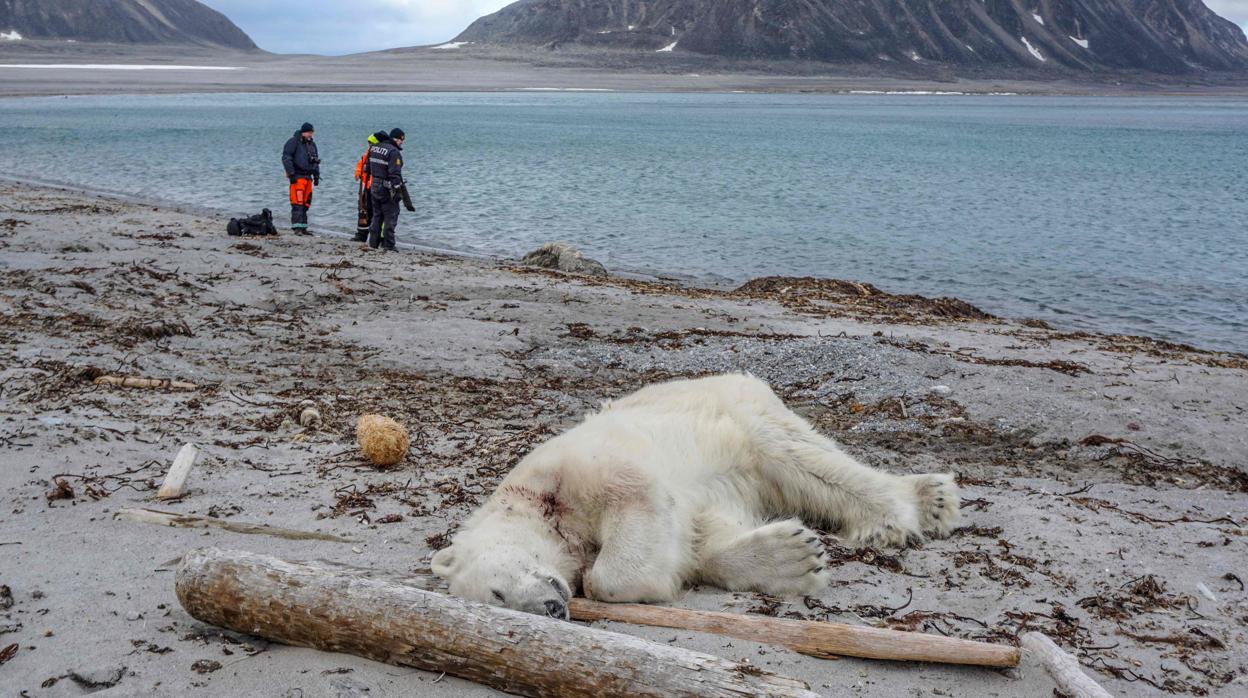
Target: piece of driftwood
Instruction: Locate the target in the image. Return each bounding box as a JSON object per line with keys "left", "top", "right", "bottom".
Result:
{"left": 176, "top": 548, "right": 818, "bottom": 698}
{"left": 1021, "top": 632, "right": 1113, "bottom": 698}
{"left": 94, "top": 375, "right": 198, "bottom": 391}
{"left": 114, "top": 508, "right": 352, "bottom": 543}
{"left": 156, "top": 444, "right": 199, "bottom": 500}
{"left": 570, "top": 599, "right": 1020, "bottom": 667}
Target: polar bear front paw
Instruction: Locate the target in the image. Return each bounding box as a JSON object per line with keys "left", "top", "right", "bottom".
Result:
{"left": 705, "top": 519, "right": 831, "bottom": 597}
{"left": 904, "top": 473, "right": 960, "bottom": 539}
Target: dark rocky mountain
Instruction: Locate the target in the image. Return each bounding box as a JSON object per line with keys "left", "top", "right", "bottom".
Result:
{"left": 455, "top": 0, "right": 1248, "bottom": 74}
{"left": 0, "top": 0, "right": 257, "bottom": 49}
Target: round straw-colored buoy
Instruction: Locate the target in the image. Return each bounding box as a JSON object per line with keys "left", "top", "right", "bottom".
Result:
{"left": 356, "top": 414, "right": 409, "bottom": 466}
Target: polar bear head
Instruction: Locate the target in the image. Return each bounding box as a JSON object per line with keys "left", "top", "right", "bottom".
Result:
{"left": 431, "top": 508, "right": 576, "bottom": 619}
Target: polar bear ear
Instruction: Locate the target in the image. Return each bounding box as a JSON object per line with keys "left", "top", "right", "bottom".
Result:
{"left": 431, "top": 546, "right": 458, "bottom": 577}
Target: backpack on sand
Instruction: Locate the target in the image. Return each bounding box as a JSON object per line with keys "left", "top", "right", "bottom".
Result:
{"left": 227, "top": 209, "right": 278, "bottom": 237}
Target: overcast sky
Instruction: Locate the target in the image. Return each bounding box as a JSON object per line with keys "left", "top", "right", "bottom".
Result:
{"left": 200, "top": 0, "right": 1248, "bottom": 56}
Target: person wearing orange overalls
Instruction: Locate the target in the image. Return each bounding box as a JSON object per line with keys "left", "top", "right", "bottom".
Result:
{"left": 281, "top": 122, "right": 321, "bottom": 235}
{"left": 352, "top": 132, "right": 383, "bottom": 242}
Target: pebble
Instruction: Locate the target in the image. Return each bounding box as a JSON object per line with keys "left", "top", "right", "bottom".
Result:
{"left": 124, "top": 611, "right": 142, "bottom": 621}
{"left": 930, "top": 385, "right": 953, "bottom": 396}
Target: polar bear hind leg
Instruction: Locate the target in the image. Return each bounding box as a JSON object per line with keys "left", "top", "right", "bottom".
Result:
{"left": 760, "top": 420, "right": 960, "bottom": 547}
{"left": 720, "top": 374, "right": 960, "bottom": 547}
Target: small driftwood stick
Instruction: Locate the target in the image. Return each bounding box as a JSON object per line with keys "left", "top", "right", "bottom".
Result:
{"left": 570, "top": 599, "right": 1020, "bottom": 667}
{"left": 114, "top": 508, "right": 352, "bottom": 543}
{"left": 1022, "top": 633, "right": 1113, "bottom": 698}
{"left": 157, "top": 444, "right": 199, "bottom": 500}
{"left": 176, "top": 548, "right": 818, "bottom": 698}
{"left": 94, "top": 376, "right": 198, "bottom": 391}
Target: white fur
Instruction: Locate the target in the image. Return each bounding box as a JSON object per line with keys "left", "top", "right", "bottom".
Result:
{"left": 432, "top": 374, "right": 960, "bottom": 615}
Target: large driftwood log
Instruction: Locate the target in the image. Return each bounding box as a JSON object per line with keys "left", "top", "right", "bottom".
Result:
{"left": 1021, "top": 633, "right": 1113, "bottom": 698}
{"left": 570, "top": 599, "right": 1020, "bottom": 667}
{"left": 289, "top": 562, "right": 1019, "bottom": 668}
{"left": 176, "top": 548, "right": 819, "bottom": 698}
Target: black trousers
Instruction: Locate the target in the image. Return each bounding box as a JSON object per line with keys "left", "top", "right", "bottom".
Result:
{"left": 368, "top": 190, "right": 400, "bottom": 250}
{"left": 291, "top": 204, "right": 309, "bottom": 229}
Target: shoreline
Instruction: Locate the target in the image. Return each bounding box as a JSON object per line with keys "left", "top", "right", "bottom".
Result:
{"left": 1, "top": 173, "right": 1241, "bottom": 361}
{"left": 1, "top": 181, "right": 1246, "bottom": 696}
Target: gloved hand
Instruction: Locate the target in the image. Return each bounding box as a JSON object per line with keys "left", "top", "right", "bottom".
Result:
{"left": 288, "top": 174, "right": 297, "bottom": 183}
{"left": 313, "top": 174, "right": 321, "bottom": 186}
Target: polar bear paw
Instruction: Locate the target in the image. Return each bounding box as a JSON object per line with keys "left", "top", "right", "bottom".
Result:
{"left": 904, "top": 473, "right": 960, "bottom": 539}
{"left": 837, "top": 474, "right": 961, "bottom": 549}
{"left": 709, "top": 519, "right": 831, "bottom": 597}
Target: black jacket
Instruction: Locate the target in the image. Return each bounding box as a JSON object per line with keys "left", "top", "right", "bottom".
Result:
{"left": 367, "top": 132, "right": 404, "bottom": 192}
{"left": 282, "top": 132, "right": 321, "bottom": 179}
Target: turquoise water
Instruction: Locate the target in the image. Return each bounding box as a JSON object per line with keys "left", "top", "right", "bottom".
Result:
{"left": 0, "top": 92, "right": 1244, "bottom": 352}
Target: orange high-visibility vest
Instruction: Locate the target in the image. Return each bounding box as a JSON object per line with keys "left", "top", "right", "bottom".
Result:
{"left": 354, "top": 150, "right": 373, "bottom": 189}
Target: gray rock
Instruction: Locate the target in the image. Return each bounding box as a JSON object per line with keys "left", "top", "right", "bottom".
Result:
{"left": 520, "top": 242, "right": 608, "bottom": 278}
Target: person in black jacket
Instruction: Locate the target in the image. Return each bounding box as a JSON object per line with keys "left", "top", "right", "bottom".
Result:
{"left": 281, "top": 122, "right": 321, "bottom": 235}
{"left": 366, "top": 128, "right": 407, "bottom": 251}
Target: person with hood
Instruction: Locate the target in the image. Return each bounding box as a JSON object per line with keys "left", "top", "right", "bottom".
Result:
{"left": 352, "top": 132, "right": 380, "bottom": 242}
{"left": 366, "top": 128, "right": 410, "bottom": 252}
{"left": 281, "top": 122, "right": 321, "bottom": 235}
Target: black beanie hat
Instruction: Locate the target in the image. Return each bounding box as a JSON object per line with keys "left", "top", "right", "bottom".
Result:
{"left": 301, "top": 122, "right": 315, "bottom": 133}
{"left": 390, "top": 127, "right": 405, "bottom": 140}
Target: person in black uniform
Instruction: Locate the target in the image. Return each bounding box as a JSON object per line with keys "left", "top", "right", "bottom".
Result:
{"left": 366, "top": 128, "right": 407, "bottom": 251}
{"left": 281, "top": 122, "right": 321, "bottom": 235}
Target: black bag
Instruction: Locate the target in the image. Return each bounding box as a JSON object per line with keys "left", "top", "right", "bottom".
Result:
{"left": 227, "top": 208, "right": 278, "bottom": 237}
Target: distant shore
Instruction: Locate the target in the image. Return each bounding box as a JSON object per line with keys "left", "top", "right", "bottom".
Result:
{"left": 2, "top": 41, "right": 1248, "bottom": 97}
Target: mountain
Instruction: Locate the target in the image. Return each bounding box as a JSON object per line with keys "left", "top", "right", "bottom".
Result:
{"left": 0, "top": 0, "right": 257, "bottom": 49}
{"left": 455, "top": 0, "right": 1248, "bottom": 74}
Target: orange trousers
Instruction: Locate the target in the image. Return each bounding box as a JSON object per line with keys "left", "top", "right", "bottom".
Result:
{"left": 289, "top": 177, "right": 314, "bottom": 208}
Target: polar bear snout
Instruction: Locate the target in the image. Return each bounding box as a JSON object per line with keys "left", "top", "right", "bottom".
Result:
{"left": 541, "top": 599, "right": 571, "bottom": 619}
{"left": 496, "top": 574, "right": 571, "bottom": 620}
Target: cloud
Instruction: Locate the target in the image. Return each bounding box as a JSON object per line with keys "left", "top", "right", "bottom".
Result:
{"left": 204, "top": 0, "right": 1248, "bottom": 55}
{"left": 1205, "top": 0, "right": 1248, "bottom": 30}
{"left": 199, "top": 0, "right": 513, "bottom": 55}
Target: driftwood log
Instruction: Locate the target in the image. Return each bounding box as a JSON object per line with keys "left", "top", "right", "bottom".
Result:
{"left": 312, "top": 564, "right": 1019, "bottom": 667}
{"left": 94, "top": 375, "right": 198, "bottom": 391}
{"left": 570, "top": 599, "right": 1020, "bottom": 667}
{"left": 176, "top": 547, "right": 818, "bottom": 698}
{"left": 1021, "top": 633, "right": 1113, "bottom": 698}
{"left": 156, "top": 444, "right": 199, "bottom": 500}
{"left": 115, "top": 508, "right": 353, "bottom": 543}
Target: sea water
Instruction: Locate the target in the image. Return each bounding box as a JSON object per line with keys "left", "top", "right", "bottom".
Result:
{"left": 0, "top": 92, "right": 1243, "bottom": 352}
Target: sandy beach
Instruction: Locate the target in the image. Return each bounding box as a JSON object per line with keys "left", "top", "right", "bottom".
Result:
{"left": 0, "top": 180, "right": 1245, "bottom": 696}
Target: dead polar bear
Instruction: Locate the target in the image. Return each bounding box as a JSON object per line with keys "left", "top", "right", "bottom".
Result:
{"left": 432, "top": 373, "right": 960, "bottom": 618}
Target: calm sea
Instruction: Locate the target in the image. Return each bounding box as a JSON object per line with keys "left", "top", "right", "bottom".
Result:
{"left": 0, "top": 92, "right": 1243, "bottom": 352}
